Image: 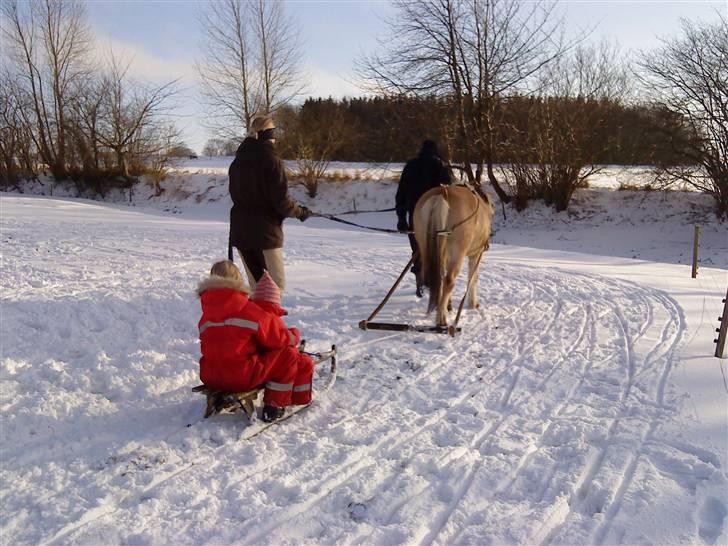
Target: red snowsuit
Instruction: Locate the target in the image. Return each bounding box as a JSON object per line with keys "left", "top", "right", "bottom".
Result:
{"left": 197, "top": 276, "right": 314, "bottom": 407}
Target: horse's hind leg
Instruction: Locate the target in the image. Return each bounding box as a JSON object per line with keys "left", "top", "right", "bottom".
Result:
{"left": 437, "top": 273, "right": 456, "bottom": 326}
{"left": 438, "top": 254, "right": 465, "bottom": 326}
{"left": 467, "top": 254, "right": 481, "bottom": 309}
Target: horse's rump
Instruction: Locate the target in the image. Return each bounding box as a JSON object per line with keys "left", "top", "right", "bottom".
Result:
{"left": 413, "top": 185, "right": 494, "bottom": 326}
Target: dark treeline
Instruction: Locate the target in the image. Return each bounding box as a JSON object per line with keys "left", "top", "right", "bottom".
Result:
{"left": 275, "top": 95, "right": 692, "bottom": 166}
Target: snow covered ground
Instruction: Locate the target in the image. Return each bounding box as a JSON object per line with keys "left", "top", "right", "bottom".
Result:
{"left": 1, "top": 166, "right": 727, "bottom": 545}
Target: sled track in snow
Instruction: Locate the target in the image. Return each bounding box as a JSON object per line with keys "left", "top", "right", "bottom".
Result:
{"left": 26, "top": 261, "right": 698, "bottom": 546}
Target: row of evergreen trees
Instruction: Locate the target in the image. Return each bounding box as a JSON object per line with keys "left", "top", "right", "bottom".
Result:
{"left": 269, "top": 95, "right": 692, "bottom": 166}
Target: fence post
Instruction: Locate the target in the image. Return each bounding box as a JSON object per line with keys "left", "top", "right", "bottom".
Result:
{"left": 715, "top": 288, "right": 728, "bottom": 359}
{"left": 691, "top": 225, "right": 700, "bottom": 278}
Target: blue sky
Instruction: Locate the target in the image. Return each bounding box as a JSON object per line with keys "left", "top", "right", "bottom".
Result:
{"left": 86, "top": 0, "right": 726, "bottom": 152}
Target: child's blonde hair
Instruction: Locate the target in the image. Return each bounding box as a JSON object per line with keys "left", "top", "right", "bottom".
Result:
{"left": 210, "top": 260, "right": 242, "bottom": 281}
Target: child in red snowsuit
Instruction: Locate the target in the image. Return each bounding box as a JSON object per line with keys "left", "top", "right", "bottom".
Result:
{"left": 197, "top": 260, "right": 314, "bottom": 422}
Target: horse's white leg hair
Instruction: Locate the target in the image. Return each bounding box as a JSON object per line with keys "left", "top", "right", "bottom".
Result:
{"left": 467, "top": 253, "right": 480, "bottom": 308}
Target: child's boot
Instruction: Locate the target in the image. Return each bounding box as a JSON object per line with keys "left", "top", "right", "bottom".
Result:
{"left": 262, "top": 405, "right": 285, "bottom": 423}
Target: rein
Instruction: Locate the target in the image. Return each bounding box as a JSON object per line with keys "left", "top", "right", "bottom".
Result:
{"left": 337, "top": 207, "right": 396, "bottom": 215}
{"left": 311, "top": 212, "right": 407, "bottom": 234}
{"left": 440, "top": 184, "right": 484, "bottom": 233}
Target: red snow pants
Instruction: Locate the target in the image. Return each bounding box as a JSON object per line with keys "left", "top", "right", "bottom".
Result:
{"left": 245, "top": 347, "right": 314, "bottom": 407}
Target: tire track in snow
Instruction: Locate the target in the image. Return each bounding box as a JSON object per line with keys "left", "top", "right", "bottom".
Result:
{"left": 441, "top": 303, "right": 599, "bottom": 546}
{"left": 337, "top": 270, "right": 571, "bottom": 544}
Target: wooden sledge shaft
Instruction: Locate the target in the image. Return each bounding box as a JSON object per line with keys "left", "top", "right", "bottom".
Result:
{"left": 365, "top": 252, "right": 418, "bottom": 322}
{"left": 452, "top": 242, "right": 488, "bottom": 328}
{"left": 359, "top": 320, "right": 461, "bottom": 335}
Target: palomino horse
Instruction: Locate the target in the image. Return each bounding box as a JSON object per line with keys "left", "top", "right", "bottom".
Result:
{"left": 413, "top": 185, "right": 495, "bottom": 327}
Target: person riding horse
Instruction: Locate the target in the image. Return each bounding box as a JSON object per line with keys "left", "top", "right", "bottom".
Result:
{"left": 395, "top": 140, "right": 452, "bottom": 297}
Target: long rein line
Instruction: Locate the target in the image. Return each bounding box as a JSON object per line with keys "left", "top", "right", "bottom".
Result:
{"left": 310, "top": 211, "right": 407, "bottom": 234}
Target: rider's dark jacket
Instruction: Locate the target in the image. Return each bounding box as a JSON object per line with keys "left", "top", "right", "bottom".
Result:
{"left": 395, "top": 144, "right": 452, "bottom": 222}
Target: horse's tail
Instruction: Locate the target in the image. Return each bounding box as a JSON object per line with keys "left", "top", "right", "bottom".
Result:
{"left": 422, "top": 192, "right": 449, "bottom": 314}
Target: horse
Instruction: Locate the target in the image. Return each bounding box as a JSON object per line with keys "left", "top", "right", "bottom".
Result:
{"left": 413, "top": 184, "right": 495, "bottom": 327}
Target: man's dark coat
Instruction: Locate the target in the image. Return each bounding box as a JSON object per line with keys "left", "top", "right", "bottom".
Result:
{"left": 229, "top": 137, "right": 302, "bottom": 250}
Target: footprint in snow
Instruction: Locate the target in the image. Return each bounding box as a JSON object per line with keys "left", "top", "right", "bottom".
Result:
{"left": 347, "top": 502, "right": 367, "bottom": 522}
{"left": 698, "top": 497, "right": 727, "bottom": 546}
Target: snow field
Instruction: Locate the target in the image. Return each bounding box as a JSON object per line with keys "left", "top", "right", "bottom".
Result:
{"left": 1, "top": 189, "right": 727, "bottom": 545}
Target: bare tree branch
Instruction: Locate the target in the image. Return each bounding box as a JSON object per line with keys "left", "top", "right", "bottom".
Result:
{"left": 196, "top": 0, "right": 306, "bottom": 141}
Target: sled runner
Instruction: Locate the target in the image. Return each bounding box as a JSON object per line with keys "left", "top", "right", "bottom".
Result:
{"left": 191, "top": 344, "right": 337, "bottom": 420}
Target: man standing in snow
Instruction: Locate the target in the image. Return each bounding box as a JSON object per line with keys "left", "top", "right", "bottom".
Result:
{"left": 395, "top": 139, "right": 452, "bottom": 297}
{"left": 228, "top": 114, "right": 311, "bottom": 293}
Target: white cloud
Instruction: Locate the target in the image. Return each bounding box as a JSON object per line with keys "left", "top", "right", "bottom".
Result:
{"left": 90, "top": 35, "right": 196, "bottom": 84}
{"left": 302, "top": 65, "right": 367, "bottom": 99}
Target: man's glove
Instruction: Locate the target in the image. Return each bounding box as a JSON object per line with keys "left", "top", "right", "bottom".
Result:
{"left": 298, "top": 206, "right": 312, "bottom": 222}
{"left": 397, "top": 216, "right": 409, "bottom": 233}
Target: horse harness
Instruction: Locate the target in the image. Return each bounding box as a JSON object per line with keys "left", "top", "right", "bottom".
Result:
{"left": 437, "top": 184, "right": 490, "bottom": 250}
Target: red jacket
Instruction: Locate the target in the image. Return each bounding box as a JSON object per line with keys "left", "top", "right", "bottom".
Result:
{"left": 197, "top": 276, "right": 292, "bottom": 390}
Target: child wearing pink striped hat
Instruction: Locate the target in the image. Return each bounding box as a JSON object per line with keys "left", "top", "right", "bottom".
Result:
{"left": 250, "top": 271, "right": 314, "bottom": 421}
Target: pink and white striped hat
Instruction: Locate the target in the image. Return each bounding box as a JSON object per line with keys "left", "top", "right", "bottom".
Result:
{"left": 251, "top": 270, "right": 281, "bottom": 307}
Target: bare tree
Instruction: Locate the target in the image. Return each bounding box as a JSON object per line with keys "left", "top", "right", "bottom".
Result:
{"left": 505, "top": 40, "right": 630, "bottom": 211}
{"left": 95, "top": 53, "right": 178, "bottom": 180}
{"left": 360, "top": 0, "right": 574, "bottom": 203}
{"left": 638, "top": 14, "right": 728, "bottom": 217}
{"left": 196, "top": 0, "right": 305, "bottom": 140}
{"left": 1, "top": 0, "right": 92, "bottom": 179}
{"left": 68, "top": 75, "right": 107, "bottom": 174}
{"left": 287, "top": 100, "right": 349, "bottom": 198}
{"left": 252, "top": 0, "right": 305, "bottom": 114}
{"left": 139, "top": 122, "right": 183, "bottom": 198}
{"left": 0, "top": 72, "right": 34, "bottom": 187}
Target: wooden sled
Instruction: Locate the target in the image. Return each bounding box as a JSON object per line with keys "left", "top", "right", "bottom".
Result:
{"left": 192, "top": 384, "right": 260, "bottom": 419}
{"left": 191, "top": 345, "right": 336, "bottom": 420}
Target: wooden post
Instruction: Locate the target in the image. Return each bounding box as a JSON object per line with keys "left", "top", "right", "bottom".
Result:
{"left": 691, "top": 225, "right": 700, "bottom": 278}
{"left": 715, "top": 288, "right": 728, "bottom": 359}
